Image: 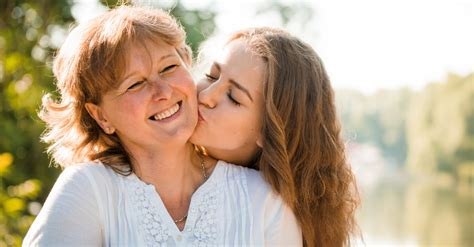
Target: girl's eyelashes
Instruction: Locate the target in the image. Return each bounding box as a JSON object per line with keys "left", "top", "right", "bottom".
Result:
{"left": 227, "top": 90, "right": 240, "bottom": 106}
{"left": 203, "top": 73, "right": 240, "bottom": 106}
{"left": 205, "top": 73, "right": 218, "bottom": 82}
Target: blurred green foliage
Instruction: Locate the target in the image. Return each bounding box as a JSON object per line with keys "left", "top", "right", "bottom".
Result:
{"left": 338, "top": 73, "right": 474, "bottom": 183}
{"left": 337, "top": 87, "right": 412, "bottom": 165}
{"left": 406, "top": 73, "right": 474, "bottom": 181}
{"left": 1, "top": 0, "right": 74, "bottom": 245}
{"left": 103, "top": 0, "right": 216, "bottom": 54}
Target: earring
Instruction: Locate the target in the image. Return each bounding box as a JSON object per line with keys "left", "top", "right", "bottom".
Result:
{"left": 105, "top": 127, "right": 114, "bottom": 134}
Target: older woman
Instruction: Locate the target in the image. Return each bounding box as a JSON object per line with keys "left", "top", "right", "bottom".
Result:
{"left": 23, "top": 6, "right": 301, "bottom": 246}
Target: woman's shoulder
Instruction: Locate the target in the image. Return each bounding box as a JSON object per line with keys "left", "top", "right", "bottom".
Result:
{"left": 46, "top": 161, "right": 128, "bottom": 212}
{"left": 57, "top": 161, "right": 124, "bottom": 189}
{"left": 63, "top": 161, "right": 119, "bottom": 177}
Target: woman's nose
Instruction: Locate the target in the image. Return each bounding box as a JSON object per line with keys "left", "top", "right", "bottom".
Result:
{"left": 151, "top": 79, "right": 173, "bottom": 101}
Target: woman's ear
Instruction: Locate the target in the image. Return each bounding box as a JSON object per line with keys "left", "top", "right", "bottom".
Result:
{"left": 85, "top": 103, "right": 115, "bottom": 134}
{"left": 256, "top": 134, "right": 263, "bottom": 148}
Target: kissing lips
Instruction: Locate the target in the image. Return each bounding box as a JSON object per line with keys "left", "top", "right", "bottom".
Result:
{"left": 197, "top": 109, "right": 205, "bottom": 122}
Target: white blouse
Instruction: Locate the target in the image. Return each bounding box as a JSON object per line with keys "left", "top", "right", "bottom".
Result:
{"left": 23, "top": 160, "right": 302, "bottom": 246}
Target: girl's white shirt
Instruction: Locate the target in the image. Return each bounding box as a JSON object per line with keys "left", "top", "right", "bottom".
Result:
{"left": 23, "top": 160, "right": 302, "bottom": 246}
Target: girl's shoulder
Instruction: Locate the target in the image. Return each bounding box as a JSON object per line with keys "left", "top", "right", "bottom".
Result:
{"left": 216, "top": 160, "right": 301, "bottom": 244}
{"left": 216, "top": 160, "right": 267, "bottom": 184}
{"left": 215, "top": 160, "right": 276, "bottom": 200}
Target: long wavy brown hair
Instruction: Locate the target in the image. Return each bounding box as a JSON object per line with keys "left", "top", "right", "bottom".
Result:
{"left": 227, "top": 28, "right": 360, "bottom": 246}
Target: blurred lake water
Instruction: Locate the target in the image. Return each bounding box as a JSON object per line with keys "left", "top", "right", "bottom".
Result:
{"left": 349, "top": 143, "right": 474, "bottom": 246}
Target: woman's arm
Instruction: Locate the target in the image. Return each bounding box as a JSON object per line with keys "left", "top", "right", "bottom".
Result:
{"left": 23, "top": 165, "right": 102, "bottom": 246}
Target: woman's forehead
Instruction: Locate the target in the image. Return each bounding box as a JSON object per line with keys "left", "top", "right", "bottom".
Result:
{"left": 122, "top": 39, "right": 179, "bottom": 73}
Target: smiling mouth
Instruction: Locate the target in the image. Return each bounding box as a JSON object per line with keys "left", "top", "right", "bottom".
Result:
{"left": 149, "top": 101, "right": 182, "bottom": 121}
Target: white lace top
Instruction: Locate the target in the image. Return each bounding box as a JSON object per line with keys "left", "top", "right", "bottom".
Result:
{"left": 23, "top": 161, "right": 302, "bottom": 246}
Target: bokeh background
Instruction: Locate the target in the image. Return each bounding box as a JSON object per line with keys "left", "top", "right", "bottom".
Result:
{"left": 0, "top": 0, "right": 472, "bottom": 246}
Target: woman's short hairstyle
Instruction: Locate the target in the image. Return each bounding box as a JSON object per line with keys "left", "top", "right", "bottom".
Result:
{"left": 40, "top": 6, "right": 192, "bottom": 173}
{"left": 227, "top": 28, "right": 359, "bottom": 246}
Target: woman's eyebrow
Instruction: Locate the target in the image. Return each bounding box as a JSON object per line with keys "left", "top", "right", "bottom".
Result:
{"left": 122, "top": 53, "right": 177, "bottom": 81}
{"left": 213, "top": 62, "right": 253, "bottom": 102}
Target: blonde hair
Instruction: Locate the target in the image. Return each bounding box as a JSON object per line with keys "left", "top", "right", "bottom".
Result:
{"left": 40, "top": 6, "right": 192, "bottom": 173}
{"left": 228, "top": 28, "right": 360, "bottom": 246}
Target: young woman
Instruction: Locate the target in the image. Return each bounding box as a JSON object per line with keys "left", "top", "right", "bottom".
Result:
{"left": 190, "top": 28, "right": 360, "bottom": 246}
{"left": 23, "top": 7, "right": 301, "bottom": 246}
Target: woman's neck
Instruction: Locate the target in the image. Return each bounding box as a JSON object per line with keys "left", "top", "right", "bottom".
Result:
{"left": 131, "top": 142, "right": 202, "bottom": 200}
{"left": 128, "top": 142, "right": 219, "bottom": 230}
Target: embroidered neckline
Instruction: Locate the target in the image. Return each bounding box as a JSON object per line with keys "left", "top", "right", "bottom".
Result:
{"left": 129, "top": 179, "right": 171, "bottom": 245}
{"left": 125, "top": 161, "right": 225, "bottom": 246}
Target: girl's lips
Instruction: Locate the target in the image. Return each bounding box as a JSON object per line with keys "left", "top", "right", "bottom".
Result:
{"left": 197, "top": 108, "right": 206, "bottom": 122}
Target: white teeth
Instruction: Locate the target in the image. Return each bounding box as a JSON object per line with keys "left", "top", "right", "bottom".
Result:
{"left": 153, "top": 103, "right": 180, "bottom": 121}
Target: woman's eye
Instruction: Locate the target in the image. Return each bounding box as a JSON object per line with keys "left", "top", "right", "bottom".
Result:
{"left": 227, "top": 90, "right": 240, "bottom": 106}
{"left": 205, "top": 73, "right": 218, "bottom": 82}
{"left": 127, "top": 80, "right": 145, "bottom": 91}
{"left": 160, "top": 64, "right": 178, "bottom": 74}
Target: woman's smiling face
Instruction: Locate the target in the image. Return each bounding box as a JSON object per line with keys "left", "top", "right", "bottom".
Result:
{"left": 190, "top": 39, "right": 266, "bottom": 165}
{"left": 86, "top": 39, "right": 198, "bottom": 152}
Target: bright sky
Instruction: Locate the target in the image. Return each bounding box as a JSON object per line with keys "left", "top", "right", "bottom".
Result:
{"left": 74, "top": 0, "right": 474, "bottom": 93}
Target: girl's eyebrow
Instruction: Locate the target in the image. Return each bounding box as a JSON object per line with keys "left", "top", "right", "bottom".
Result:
{"left": 213, "top": 62, "right": 253, "bottom": 102}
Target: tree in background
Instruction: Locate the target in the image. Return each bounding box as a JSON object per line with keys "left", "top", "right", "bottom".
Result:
{"left": 102, "top": 0, "right": 216, "bottom": 54}
{"left": 1, "top": 1, "right": 74, "bottom": 245}
{"left": 337, "top": 88, "right": 412, "bottom": 166}
{"left": 337, "top": 72, "right": 473, "bottom": 182}
{"left": 406, "top": 73, "right": 474, "bottom": 181}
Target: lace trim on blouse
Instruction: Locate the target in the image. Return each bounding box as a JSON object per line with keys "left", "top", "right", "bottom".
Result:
{"left": 125, "top": 166, "right": 226, "bottom": 246}
{"left": 191, "top": 179, "right": 222, "bottom": 245}
{"left": 129, "top": 178, "right": 171, "bottom": 246}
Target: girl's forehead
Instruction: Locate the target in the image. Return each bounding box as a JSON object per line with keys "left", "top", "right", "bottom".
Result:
{"left": 220, "top": 41, "right": 264, "bottom": 73}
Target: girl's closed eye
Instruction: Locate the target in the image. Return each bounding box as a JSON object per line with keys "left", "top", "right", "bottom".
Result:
{"left": 227, "top": 89, "right": 240, "bottom": 106}
{"left": 205, "top": 73, "right": 218, "bottom": 82}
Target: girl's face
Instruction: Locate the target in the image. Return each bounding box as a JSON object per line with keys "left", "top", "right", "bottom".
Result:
{"left": 190, "top": 39, "right": 265, "bottom": 165}
{"left": 86, "top": 39, "right": 198, "bottom": 153}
